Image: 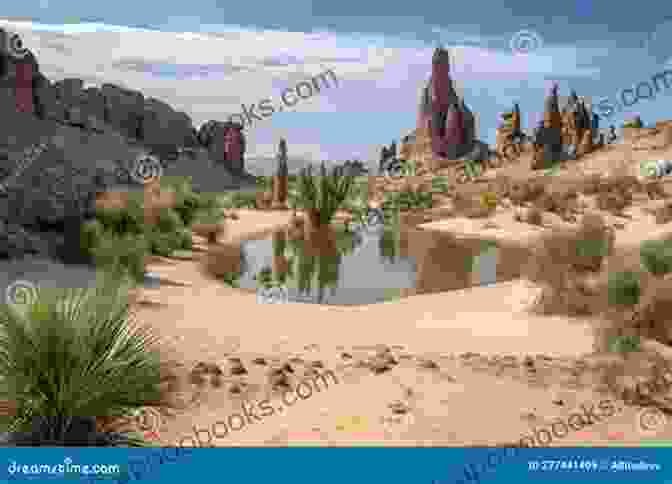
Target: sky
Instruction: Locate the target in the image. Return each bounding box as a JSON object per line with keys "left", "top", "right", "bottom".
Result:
{"left": 1, "top": 1, "right": 672, "bottom": 174}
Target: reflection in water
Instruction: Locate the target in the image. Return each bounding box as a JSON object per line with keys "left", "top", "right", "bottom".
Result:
{"left": 228, "top": 224, "right": 529, "bottom": 306}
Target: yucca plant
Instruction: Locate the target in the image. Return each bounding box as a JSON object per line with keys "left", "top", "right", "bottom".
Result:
{"left": 296, "top": 163, "right": 355, "bottom": 228}
{"left": 0, "top": 272, "right": 166, "bottom": 446}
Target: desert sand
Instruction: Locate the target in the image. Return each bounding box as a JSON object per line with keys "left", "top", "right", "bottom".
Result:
{"left": 135, "top": 207, "right": 671, "bottom": 447}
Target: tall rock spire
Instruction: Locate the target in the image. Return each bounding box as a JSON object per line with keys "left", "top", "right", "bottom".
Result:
{"left": 431, "top": 46, "right": 452, "bottom": 111}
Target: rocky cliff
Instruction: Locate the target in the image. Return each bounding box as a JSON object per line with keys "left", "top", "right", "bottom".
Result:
{"left": 0, "top": 28, "right": 254, "bottom": 260}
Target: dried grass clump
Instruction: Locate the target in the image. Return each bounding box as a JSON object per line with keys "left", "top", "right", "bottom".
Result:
{"left": 192, "top": 222, "right": 226, "bottom": 244}
{"left": 534, "top": 181, "right": 579, "bottom": 221}
{"left": 649, "top": 200, "right": 672, "bottom": 224}
{"left": 200, "top": 242, "right": 244, "bottom": 279}
{"left": 581, "top": 173, "right": 603, "bottom": 195}
{"left": 525, "top": 213, "right": 614, "bottom": 315}
{"left": 644, "top": 180, "right": 669, "bottom": 200}
{"left": 595, "top": 175, "right": 638, "bottom": 214}
{"left": 596, "top": 274, "right": 672, "bottom": 356}
{"left": 514, "top": 207, "right": 544, "bottom": 225}
{"left": 508, "top": 177, "right": 545, "bottom": 205}
{"left": 255, "top": 191, "right": 273, "bottom": 210}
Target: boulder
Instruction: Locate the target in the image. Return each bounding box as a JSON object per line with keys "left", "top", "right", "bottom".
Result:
{"left": 101, "top": 83, "right": 144, "bottom": 139}
{"left": 141, "top": 97, "right": 196, "bottom": 150}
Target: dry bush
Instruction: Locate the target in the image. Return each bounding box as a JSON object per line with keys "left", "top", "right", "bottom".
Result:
{"left": 581, "top": 173, "right": 603, "bottom": 195}
{"left": 514, "top": 207, "right": 544, "bottom": 225}
{"left": 508, "top": 177, "right": 545, "bottom": 205}
{"left": 652, "top": 200, "right": 672, "bottom": 224}
{"left": 200, "top": 242, "right": 244, "bottom": 279}
{"left": 644, "top": 180, "right": 669, "bottom": 200}
{"left": 525, "top": 213, "right": 614, "bottom": 315}
{"left": 533, "top": 180, "right": 579, "bottom": 221}
{"left": 192, "top": 222, "right": 226, "bottom": 244}
{"left": 594, "top": 175, "right": 637, "bottom": 214}
{"left": 595, "top": 274, "right": 672, "bottom": 358}
{"left": 255, "top": 191, "right": 273, "bottom": 209}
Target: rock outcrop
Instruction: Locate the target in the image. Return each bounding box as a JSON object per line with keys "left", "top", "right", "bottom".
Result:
{"left": 416, "top": 47, "right": 476, "bottom": 161}
{"left": 197, "top": 120, "right": 246, "bottom": 174}
{"left": 0, "top": 28, "right": 252, "bottom": 260}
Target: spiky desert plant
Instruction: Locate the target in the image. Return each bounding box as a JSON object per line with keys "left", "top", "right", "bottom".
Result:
{"left": 0, "top": 271, "right": 167, "bottom": 446}
{"left": 296, "top": 163, "right": 355, "bottom": 228}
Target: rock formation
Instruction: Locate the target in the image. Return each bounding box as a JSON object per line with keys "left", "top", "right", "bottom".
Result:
{"left": 0, "top": 28, "right": 252, "bottom": 260}
{"left": 496, "top": 103, "right": 526, "bottom": 158}
{"left": 416, "top": 47, "right": 476, "bottom": 161}
{"left": 197, "top": 120, "right": 246, "bottom": 174}
{"left": 272, "top": 138, "right": 289, "bottom": 209}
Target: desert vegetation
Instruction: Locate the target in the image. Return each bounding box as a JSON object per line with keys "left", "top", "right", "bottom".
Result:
{"left": 0, "top": 272, "right": 172, "bottom": 446}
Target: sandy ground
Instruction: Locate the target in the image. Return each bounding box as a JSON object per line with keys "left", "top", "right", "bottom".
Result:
{"left": 123, "top": 135, "right": 672, "bottom": 448}
{"left": 132, "top": 208, "right": 671, "bottom": 448}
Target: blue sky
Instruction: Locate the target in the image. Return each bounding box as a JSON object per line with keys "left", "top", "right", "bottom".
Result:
{"left": 1, "top": 1, "right": 672, "bottom": 173}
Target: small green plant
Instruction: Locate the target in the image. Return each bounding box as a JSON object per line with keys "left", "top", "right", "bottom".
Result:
{"left": 90, "top": 233, "right": 149, "bottom": 283}
{"left": 256, "top": 176, "right": 273, "bottom": 192}
{"left": 382, "top": 190, "right": 433, "bottom": 212}
{"left": 219, "top": 191, "right": 258, "bottom": 209}
{"left": 607, "top": 270, "right": 642, "bottom": 307}
{"left": 155, "top": 208, "right": 184, "bottom": 234}
{"left": 608, "top": 335, "right": 642, "bottom": 354}
{"left": 80, "top": 219, "right": 104, "bottom": 253}
{"left": 146, "top": 229, "right": 183, "bottom": 257}
{"left": 0, "top": 272, "right": 165, "bottom": 446}
{"left": 463, "top": 159, "right": 483, "bottom": 180}
{"left": 431, "top": 176, "right": 451, "bottom": 193}
{"left": 295, "top": 163, "right": 355, "bottom": 226}
{"left": 640, "top": 239, "right": 672, "bottom": 276}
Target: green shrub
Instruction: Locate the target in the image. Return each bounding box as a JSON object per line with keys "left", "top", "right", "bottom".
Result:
{"left": 607, "top": 270, "right": 642, "bottom": 306}
{"left": 147, "top": 229, "right": 182, "bottom": 257}
{"left": 608, "top": 335, "right": 642, "bottom": 354}
{"left": 155, "top": 208, "right": 183, "bottom": 234}
{"left": 0, "top": 272, "right": 164, "bottom": 445}
{"left": 80, "top": 219, "right": 104, "bottom": 253}
{"left": 177, "top": 229, "right": 193, "bottom": 249}
{"left": 382, "top": 190, "right": 433, "bottom": 211}
{"left": 640, "top": 239, "right": 672, "bottom": 276}
{"left": 91, "top": 233, "right": 149, "bottom": 282}
{"left": 96, "top": 196, "right": 145, "bottom": 236}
